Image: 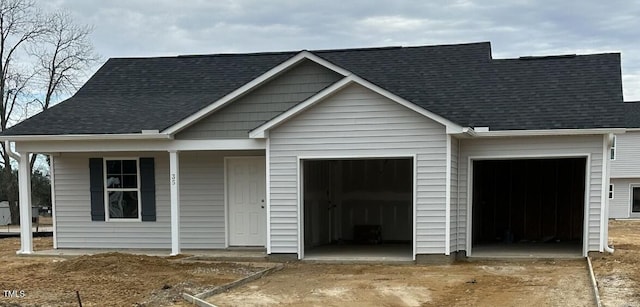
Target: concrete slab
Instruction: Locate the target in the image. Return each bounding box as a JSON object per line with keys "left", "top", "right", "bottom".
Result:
{"left": 304, "top": 243, "right": 413, "bottom": 262}
{"left": 32, "top": 247, "right": 267, "bottom": 260}
{"left": 470, "top": 242, "right": 583, "bottom": 259}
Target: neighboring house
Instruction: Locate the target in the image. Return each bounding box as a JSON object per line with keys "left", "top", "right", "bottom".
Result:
{"left": 609, "top": 101, "right": 640, "bottom": 218}
{"left": 0, "top": 42, "right": 626, "bottom": 260}
{"left": 0, "top": 201, "right": 10, "bottom": 226}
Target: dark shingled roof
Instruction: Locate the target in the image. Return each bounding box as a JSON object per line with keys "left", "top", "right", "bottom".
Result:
{"left": 625, "top": 101, "right": 640, "bottom": 128}
{"left": 0, "top": 42, "right": 626, "bottom": 136}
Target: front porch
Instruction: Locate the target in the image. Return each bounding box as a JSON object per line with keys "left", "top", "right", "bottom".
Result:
{"left": 10, "top": 138, "right": 269, "bottom": 256}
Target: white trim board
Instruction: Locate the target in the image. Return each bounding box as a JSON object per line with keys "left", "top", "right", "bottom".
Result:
{"left": 15, "top": 139, "right": 266, "bottom": 153}
{"left": 50, "top": 154, "right": 58, "bottom": 249}
{"left": 465, "top": 153, "right": 592, "bottom": 257}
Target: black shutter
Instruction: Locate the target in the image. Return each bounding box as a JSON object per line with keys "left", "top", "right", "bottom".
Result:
{"left": 89, "top": 158, "right": 105, "bottom": 221}
{"left": 140, "top": 157, "right": 156, "bottom": 221}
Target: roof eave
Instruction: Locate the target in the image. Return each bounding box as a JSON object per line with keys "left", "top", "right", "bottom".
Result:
{"left": 0, "top": 132, "right": 173, "bottom": 142}
{"left": 455, "top": 128, "right": 627, "bottom": 138}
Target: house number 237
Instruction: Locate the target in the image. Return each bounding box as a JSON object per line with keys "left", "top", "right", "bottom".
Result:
{"left": 171, "top": 174, "right": 177, "bottom": 185}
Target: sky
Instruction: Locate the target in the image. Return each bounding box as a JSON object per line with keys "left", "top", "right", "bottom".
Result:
{"left": 41, "top": 0, "right": 640, "bottom": 101}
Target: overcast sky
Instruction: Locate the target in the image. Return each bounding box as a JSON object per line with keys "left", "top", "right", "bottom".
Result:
{"left": 42, "top": 0, "right": 640, "bottom": 100}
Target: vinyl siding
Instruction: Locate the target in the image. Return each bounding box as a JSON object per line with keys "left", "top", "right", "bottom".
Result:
{"left": 54, "top": 150, "right": 261, "bottom": 249}
{"left": 176, "top": 60, "right": 342, "bottom": 139}
{"left": 458, "top": 135, "right": 605, "bottom": 253}
{"left": 609, "top": 178, "right": 640, "bottom": 219}
{"left": 610, "top": 132, "right": 640, "bottom": 178}
{"left": 268, "top": 84, "right": 447, "bottom": 255}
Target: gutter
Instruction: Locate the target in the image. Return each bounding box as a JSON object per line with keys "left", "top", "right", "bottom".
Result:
{"left": 471, "top": 128, "right": 627, "bottom": 137}
{"left": 0, "top": 132, "right": 173, "bottom": 142}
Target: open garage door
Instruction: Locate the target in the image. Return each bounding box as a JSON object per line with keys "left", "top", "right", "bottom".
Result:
{"left": 471, "top": 158, "right": 585, "bottom": 257}
{"left": 302, "top": 158, "right": 413, "bottom": 260}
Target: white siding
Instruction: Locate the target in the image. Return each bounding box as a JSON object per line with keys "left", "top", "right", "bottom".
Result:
{"left": 458, "top": 135, "right": 605, "bottom": 253}
{"left": 55, "top": 150, "right": 261, "bottom": 249}
{"left": 611, "top": 132, "right": 640, "bottom": 178}
{"left": 609, "top": 178, "right": 640, "bottom": 219}
{"left": 268, "top": 84, "right": 447, "bottom": 255}
{"left": 55, "top": 152, "right": 171, "bottom": 248}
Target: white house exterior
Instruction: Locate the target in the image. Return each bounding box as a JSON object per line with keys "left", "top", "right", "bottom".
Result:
{"left": 609, "top": 105, "right": 640, "bottom": 219}
{"left": 0, "top": 42, "right": 625, "bottom": 260}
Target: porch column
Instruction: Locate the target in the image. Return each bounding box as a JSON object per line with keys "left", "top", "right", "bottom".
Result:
{"left": 169, "top": 150, "right": 180, "bottom": 255}
{"left": 17, "top": 152, "right": 33, "bottom": 254}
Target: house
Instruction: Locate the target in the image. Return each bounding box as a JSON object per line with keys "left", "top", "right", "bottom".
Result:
{"left": 0, "top": 42, "right": 626, "bottom": 261}
{"left": 0, "top": 201, "right": 10, "bottom": 226}
{"left": 609, "top": 101, "right": 640, "bottom": 218}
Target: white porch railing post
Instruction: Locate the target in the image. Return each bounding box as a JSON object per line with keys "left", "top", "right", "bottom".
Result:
{"left": 17, "top": 152, "right": 33, "bottom": 254}
{"left": 169, "top": 150, "right": 180, "bottom": 255}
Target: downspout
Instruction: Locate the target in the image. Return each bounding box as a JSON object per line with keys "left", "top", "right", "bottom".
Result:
{"left": 4, "top": 141, "right": 20, "bottom": 160}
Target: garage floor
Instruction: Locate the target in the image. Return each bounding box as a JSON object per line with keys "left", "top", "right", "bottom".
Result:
{"left": 304, "top": 243, "right": 412, "bottom": 261}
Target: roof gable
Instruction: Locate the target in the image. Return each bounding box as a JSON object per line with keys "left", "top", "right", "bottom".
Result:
{"left": 250, "top": 75, "right": 462, "bottom": 138}
{"left": 175, "top": 59, "right": 343, "bottom": 139}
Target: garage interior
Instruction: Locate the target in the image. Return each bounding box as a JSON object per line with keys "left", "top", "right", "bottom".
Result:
{"left": 302, "top": 158, "right": 413, "bottom": 260}
{"left": 471, "top": 158, "right": 586, "bottom": 257}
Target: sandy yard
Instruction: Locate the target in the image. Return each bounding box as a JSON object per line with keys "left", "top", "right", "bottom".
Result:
{"left": 0, "top": 237, "right": 265, "bottom": 306}
{"left": 591, "top": 219, "right": 640, "bottom": 306}
{"left": 3, "top": 220, "right": 640, "bottom": 306}
{"left": 209, "top": 259, "right": 593, "bottom": 306}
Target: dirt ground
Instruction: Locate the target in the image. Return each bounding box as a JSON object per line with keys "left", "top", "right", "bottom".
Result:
{"left": 0, "top": 237, "right": 264, "bottom": 306}
{"left": 591, "top": 219, "right": 640, "bottom": 306}
{"left": 209, "top": 259, "right": 593, "bottom": 306}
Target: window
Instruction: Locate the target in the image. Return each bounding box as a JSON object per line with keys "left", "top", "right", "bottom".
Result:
{"left": 90, "top": 157, "right": 155, "bottom": 222}
{"left": 633, "top": 187, "right": 640, "bottom": 213}
{"left": 610, "top": 135, "right": 616, "bottom": 160}
{"left": 609, "top": 184, "right": 614, "bottom": 199}
{"left": 105, "top": 159, "right": 140, "bottom": 219}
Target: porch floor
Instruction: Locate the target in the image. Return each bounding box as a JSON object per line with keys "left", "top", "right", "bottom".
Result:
{"left": 470, "top": 242, "right": 583, "bottom": 259}
{"left": 31, "top": 247, "right": 267, "bottom": 260}
{"left": 304, "top": 243, "right": 413, "bottom": 262}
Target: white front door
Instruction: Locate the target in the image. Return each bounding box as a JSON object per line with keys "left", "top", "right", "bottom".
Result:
{"left": 227, "top": 157, "right": 266, "bottom": 246}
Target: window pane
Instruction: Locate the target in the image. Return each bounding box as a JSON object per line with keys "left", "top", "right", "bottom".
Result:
{"left": 633, "top": 188, "right": 640, "bottom": 213}
{"left": 122, "top": 174, "right": 138, "bottom": 188}
{"left": 122, "top": 160, "right": 137, "bottom": 174}
{"left": 106, "top": 175, "right": 122, "bottom": 188}
{"left": 106, "top": 160, "right": 122, "bottom": 176}
{"left": 108, "top": 191, "right": 139, "bottom": 218}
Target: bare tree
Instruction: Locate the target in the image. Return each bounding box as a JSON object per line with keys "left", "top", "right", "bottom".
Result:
{"left": 0, "top": 0, "right": 98, "bottom": 223}
{"left": 0, "top": 0, "right": 47, "bottom": 223}
{"left": 28, "top": 10, "right": 98, "bottom": 169}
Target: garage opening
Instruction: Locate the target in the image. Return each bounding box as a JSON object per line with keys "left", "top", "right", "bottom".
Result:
{"left": 471, "top": 158, "right": 585, "bottom": 257}
{"left": 302, "top": 158, "right": 413, "bottom": 260}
